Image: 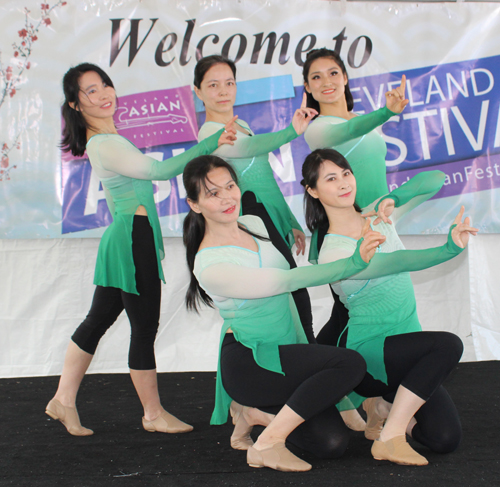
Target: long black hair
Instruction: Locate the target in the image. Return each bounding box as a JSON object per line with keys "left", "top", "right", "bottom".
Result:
{"left": 301, "top": 148, "right": 361, "bottom": 233}
{"left": 61, "top": 63, "right": 115, "bottom": 157}
{"left": 183, "top": 155, "right": 268, "bottom": 312}
{"left": 302, "top": 48, "right": 354, "bottom": 114}
{"left": 193, "top": 54, "right": 236, "bottom": 89}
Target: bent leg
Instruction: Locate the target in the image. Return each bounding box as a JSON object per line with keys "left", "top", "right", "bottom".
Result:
{"left": 411, "top": 385, "right": 462, "bottom": 453}
{"left": 287, "top": 405, "right": 350, "bottom": 459}
{"left": 221, "top": 335, "right": 366, "bottom": 457}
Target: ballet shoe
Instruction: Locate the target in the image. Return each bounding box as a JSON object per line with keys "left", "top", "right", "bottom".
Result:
{"left": 340, "top": 408, "right": 367, "bottom": 432}
{"left": 363, "top": 397, "right": 386, "bottom": 440}
{"left": 45, "top": 398, "right": 94, "bottom": 436}
{"left": 371, "top": 435, "right": 428, "bottom": 466}
{"left": 142, "top": 409, "right": 193, "bottom": 434}
{"left": 229, "top": 401, "right": 254, "bottom": 450}
{"left": 247, "top": 442, "right": 312, "bottom": 472}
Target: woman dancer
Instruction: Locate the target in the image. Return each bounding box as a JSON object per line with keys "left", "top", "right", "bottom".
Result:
{"left": 45, "top": 63, "right": 235, "bottom": 436}
{"left": 183, "top": 155, "right": 387, "bottom": 472}
{"left": 302, "top": 148, "right": 477, "bottom": 465}
{"left": 303, "top": 48, "right": 409, "bottom": 351}
{"left": 194, "top": 55, "right": 317, "bottom": 343}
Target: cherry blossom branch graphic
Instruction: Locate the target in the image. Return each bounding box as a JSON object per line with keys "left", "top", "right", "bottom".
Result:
{"left": 0, "top": 1, "right": 66, "bottom": 181}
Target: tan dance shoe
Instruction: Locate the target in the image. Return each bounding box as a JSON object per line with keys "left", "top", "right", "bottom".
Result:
{"left": 247, "top": 443, "right": 312, "bottom": 472}
{"left": 229, "top": 401, "right": 254, "bottom": 450}
{"left": 372, "top": 435, "right": 428, "bottom": 466}
{"left": 142, "top": 409, "right": 193, "bottom": 434}
{"left": 341, "top": 408, "right": 367, "bottom": 432}
{"left": 45, "top": 398, "right": 94, "bottom": 436}
{"left": 363, "top": 397, "right": 386, "bottom": 440}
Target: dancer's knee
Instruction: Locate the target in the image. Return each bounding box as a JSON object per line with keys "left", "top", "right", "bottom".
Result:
{"left": 413, "top": 423, "right": 462, "bottom": 454}
{"left": 310, "top": 428, "right": 350, "bottom": 459}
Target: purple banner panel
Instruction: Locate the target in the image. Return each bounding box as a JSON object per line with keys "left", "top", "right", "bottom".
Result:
{"left": 61, "top": 85, "right": 198, "bottom": 163}
{"left": 114, "top": 86, "right": 198, "bottom": 149}
{"left": 387, "top": 152, "right": 500, "bottom": 199}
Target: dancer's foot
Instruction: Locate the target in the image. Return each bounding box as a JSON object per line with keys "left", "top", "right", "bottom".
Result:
{"left": 142, "top": 408, "right": 193, "bottom": 433}
{"left": 247, "top": 442, "right": 312, "bottom": 472}
{"left": 45, "top": 398, "right": 93, "bottom": 436}
{"left": 372, "top": 435, "right": 428, "bottom": 466}
{"left": 340, "top": 408, "right": 366, "bottom": 432}
{"left": 363, "top": 397, "right": 389, "bottom": 440}
{"left": 229, "top": 401, "right": 254, "bottom": 450}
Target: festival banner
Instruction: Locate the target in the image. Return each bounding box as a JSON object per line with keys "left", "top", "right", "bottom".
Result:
{"left": 1, "top": 0, "right": 500, "bottom": 238}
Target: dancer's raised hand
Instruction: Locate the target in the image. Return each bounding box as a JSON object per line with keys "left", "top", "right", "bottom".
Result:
{"left": 291, "top": 93, "right": 318, "bottom": 135}
{"left": 362, "top": 197, "right": 396, "bottom": 225}
{"left": 359, "top": 217, "right": 386, "bottom": 263}
{"left": 218, "top": 115, "right": 238, "bottom": 146}
{"left": 450, "top": 206, "right": 478, "bottom": 248}
{"left": 385, "top": 75, "right": 409, "bottom": 114}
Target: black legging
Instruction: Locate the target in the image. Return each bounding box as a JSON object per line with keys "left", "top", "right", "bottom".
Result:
{"left": 241, "top": 191, "right": 315, "bottom": 343}
{"left": 72, "top": 215, "right": 161, "bottom": 370}
{"left": 354, "top": 331, "right": 463, "bottom": 453}
{"left": 220, "top": 334, "right": 366, "bottom": 458}
{"left": 314, "top": 222, "right": 350, "bottom": 346}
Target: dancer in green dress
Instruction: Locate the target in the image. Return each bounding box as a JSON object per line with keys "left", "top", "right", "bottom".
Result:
{"left": 302, "top": 148, "right": 477, "bottom": 466}
{"left": 302, "top": 49, "right": 410, "bottom": 432}
{"left": 182, "top": 154, "right": 386, "bottom": 472}
{"left": 194, "top": 55, "right": 318, "bottom": 342}
{"left": 46, "top": 63, "right": 236, "bottom": 437}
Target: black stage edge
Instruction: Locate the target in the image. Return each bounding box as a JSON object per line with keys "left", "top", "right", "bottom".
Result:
{"left": 1, "top": 361, "right": 499, "bottom": 487}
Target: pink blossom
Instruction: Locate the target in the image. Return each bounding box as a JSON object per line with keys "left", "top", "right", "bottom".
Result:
{"left": 18, "top": 28, "right": 28, "bottom": 38}
{"left": 14, "top": 51, "right": 19, "bottom": 57}
{"left": 41, "top": 3, "right": 49, "bottom": 10}
{"left": 32, "top": 35, "right": 38, "bottom": 42}
{"left": 26, "top": 62, "right": 31, "bottom": 69}
{"left": 62, "top": 1, "right": 67, "bottom": 5}
{"left": 2, "top": 143, "right": 8, "bottom": 151}
{"left": 42, "top": 18, "right": 51, "bottom": 26}
{"left": 1, "top": 156, "right": 9, "bottom": 168}
{"left": 10, "top": 89, "right": 16, "bottom": 97}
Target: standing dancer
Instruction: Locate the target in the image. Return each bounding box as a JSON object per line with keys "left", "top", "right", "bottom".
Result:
{"left": 302, "top": 48, "right": 409, "bottom": 349}
{"left": 302, "top": 148, "right": 477, "bottom": 465}
{"left": 183, "top": 155, "right": 387, "bottom": 472}
{"left": 194, "top": 55, "right": 317, "bottom": 343}
{"left": 45, "top": 63, "right": 235, "bottom": 436}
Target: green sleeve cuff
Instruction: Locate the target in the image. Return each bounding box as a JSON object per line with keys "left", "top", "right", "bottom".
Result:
{"left": 353, "top": 238, "right": 370, "bottom": 270}
{"left": 202, "top": 128, "right": 224, "bottom": 153}
{"left": 374, "top": 194, "right": 400, "bottom": 212}
{"left": 446, "top": 224, "right": 465, "bottom": 255}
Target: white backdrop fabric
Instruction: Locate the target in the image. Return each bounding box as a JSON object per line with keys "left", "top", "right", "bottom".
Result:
{"left": 1, "top": 232, "right": 497, "bottom": 378}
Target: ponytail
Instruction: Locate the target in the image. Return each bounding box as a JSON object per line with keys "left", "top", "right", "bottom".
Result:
{"left": 183, "top": 209, "right": 214, "bottom": 312}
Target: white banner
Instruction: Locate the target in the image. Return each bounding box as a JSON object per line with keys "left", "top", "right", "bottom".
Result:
{"left": 1, "top": 0, "right": 500, "bottom": 238}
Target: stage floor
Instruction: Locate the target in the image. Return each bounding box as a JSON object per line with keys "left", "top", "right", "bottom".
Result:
{"left": 1, "top": 361, "right": 498, "bottom": 486}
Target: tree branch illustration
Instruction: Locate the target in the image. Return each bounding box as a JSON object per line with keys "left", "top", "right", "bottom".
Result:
{"left": 0, "top": 1, "right": 66, "bottom": 181}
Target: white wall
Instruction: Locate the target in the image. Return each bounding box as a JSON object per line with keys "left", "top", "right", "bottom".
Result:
{"left": 1, "top": 233, "right": 497, "bottom": 378}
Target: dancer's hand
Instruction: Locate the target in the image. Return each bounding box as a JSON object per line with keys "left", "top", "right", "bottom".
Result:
{"left": 385, "top": 75, "right": 409, "bottom": 114}
{"left": 292, "top": 229, "right": 306, "bottom": 256}
{"left": 451, "top": 206, "right": 478, "bottom": 248}
{"left": 359, "top": 218, "right": 386, "bottom": 263}
{"left": 362, "top": 198, "right": 395, "bottom": 225}
{"left": 218, "top": 115, "right": 238, "bottom": 146}
{"left": 291, "top": 93, "right": 318, "bottom": 135}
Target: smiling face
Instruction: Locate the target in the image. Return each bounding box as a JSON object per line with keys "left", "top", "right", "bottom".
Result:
{"left": 188, "top": 166, "right": 241, "bottom": 226}
{"left": 73, "top": 70, "right": 116, "bottom": 124}
{"left": 304, "top": 57, "right": 348, "bottom": 109}
{"left": 194, "top": 63, "right": 237, "bottom": 119}
{"left": 306, "top": 159, "right": 357, "bottom": 209}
